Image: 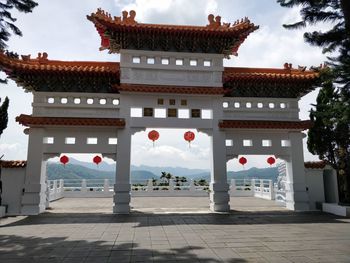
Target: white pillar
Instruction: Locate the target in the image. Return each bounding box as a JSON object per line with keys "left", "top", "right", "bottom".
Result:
{"left": 285, "top": 132, "right": 309, "bottom": 211}
{"left": 209, "top": 130, "right": 230, "bottom": 212}
{"left": 21, "top": 128, "right": 47, "bottom": 215}
{"left": 114, "top": 129, "right": 131, "bottom": 214}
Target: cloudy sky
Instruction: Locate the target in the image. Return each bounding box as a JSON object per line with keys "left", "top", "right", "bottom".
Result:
{"left": 0, "top": 0, "right": 328, "bottom": 171}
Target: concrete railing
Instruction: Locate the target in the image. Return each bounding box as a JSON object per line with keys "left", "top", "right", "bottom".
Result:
{"left": 48, "top": 178, "right": 277, "bottom": 200}
{"left": 230, "top": 179, "right": 275, "bottom": 200}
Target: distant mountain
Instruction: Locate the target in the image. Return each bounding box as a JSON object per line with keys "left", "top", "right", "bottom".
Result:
{"left": 48, "top": 159, "right": 279, "bottom": 183}
{"left": 131, "top": 164, "right": 209, "bottom": 177}
{"left": 47, "top": 162, "right": 158, "bottom": 182}
{"left": 69, "top": 158, "right": 115, "bottom": 172}
{"left": 186, "top": 167, "right": 279, "bottom": 182}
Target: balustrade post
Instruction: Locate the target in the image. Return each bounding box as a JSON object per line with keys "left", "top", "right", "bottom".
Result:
{"left": 230, "top": 179, "right": 236, "bottom": 193}
{"left": 59, "top": 179, "right": 64, "bottom": 192}
{"left": 81, "top": 179, "right": 87, "bottom": 193}
{"left": 169, "top": 179, "right": 174, "bottom": 192}
{"left": 189, "top": 180, "right": 196, "bottom": 192}
{"left": 252, "top": 179, "right": 256, "bottom": 194}
{"left": 260, "top": 180, "right": 264, "bottom": 196}
{"left": 147, "top": 179, "right": 153, "bottom": 192}
{"left": 104, "top": 179, "right": 109, "bottom": 193}
{"left": 269, "top": 180, "right": 274, "bottom": 200}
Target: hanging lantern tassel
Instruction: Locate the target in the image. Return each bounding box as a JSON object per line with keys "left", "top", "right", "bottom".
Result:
{"left": 184, "top": 131, "right": 195, "bottom": 148}
{"left": 60, "top": 155, "right": 69, "bottom": 167}
{"left": 93, "top": 155, "right": 102, "bottom": 166}
{"left": 148, "top": 130, "right": 160, "bottom": 147}
{"left": 267, "top": 156, "right": 276, "bottom": 166}
{"left": 239, "top": 156, "right": 247, "bottom": 168}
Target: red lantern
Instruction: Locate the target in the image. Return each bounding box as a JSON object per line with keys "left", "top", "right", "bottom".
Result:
{"left": 184, "top": 131, "right": 195, "bottom": 147}
{"left": 148, "top": 130, "right": 159, "bottom": 146}
{"left": 93, "top": 155, "right": 102, "bottom": 166}
{"left": 60, "top": 155, "right": 69, "bottom": 166}
{"left": 239, "top": 157, "right": 247, "bottom": 166}
{"left": 267, "top": 156, "right": 276, "bottom": 166}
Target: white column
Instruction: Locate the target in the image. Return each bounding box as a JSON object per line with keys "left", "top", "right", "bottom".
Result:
{"left": 285, "top": 132, "right": 309, "bottom": 210}
{"left": 114, "top": 129, "right": 132, "bottom": 214}
{"left": 21, "top": 128, "right": 47, "bottom": 215}
{"left": 209, "top": 130, "right": 230, "bottom": 212}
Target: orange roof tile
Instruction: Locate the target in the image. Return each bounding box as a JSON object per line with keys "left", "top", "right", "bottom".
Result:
{"left": 117, "top": 84, "right": 227, "bottom": 95}
{"left": 304, "top": 161, "right": 327, "bottom": 169}
{"left": 87, "top": 9, "right": 258, "bottom": 56}
{"left": 219, "top": 120, "right": 313, "bottom": 130}
{"left": 223, "top": 66, "right": 319, "bottom": 82}
{"left": 16, "top": 114, "right": 125, "bottom": 127}
{"left": 0, "top": 51, "right": 120, "bottom": 75}
{"left": 0, "top": 160, "right": 27, "bottom": 168}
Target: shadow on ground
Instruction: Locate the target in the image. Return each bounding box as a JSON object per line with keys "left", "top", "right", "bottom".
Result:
{"left": 1, "top": 210, "right": 348, "bottom": 228}
{"left": 0, "top": 235, "right": 247, "bottom": 262}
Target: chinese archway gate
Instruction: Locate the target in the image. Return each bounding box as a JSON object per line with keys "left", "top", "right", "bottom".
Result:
{"left": 0, "top": 9, "right": 316, "bottom": 214}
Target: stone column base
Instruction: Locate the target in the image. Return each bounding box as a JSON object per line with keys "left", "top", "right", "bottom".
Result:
{"left": 113, "top": 183, "right": 131, "bottom": 214}
{"left": 209, "top": 182, "right": 230, "bottom": 212}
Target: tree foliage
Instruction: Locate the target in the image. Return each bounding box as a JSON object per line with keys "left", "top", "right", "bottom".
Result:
{"left": 0, "top": 0, "right": 37, "bottom": 140}
{"left": 278, "top": 0, "right": 350, "bottom": 203}
{"left": 0, "top": 97, "right": 9, "bottom": 136}
{"left": 0, "top": 0, "right": 38, "bottom": 50}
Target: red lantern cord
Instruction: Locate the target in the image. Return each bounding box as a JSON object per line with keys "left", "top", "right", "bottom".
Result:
{"left": 60, "top": 155, "right": 69, "bottom": 167}
{"left": 148, "top": 130, "right": 160, "bottom": 146}
{"left": 267, "top": 156, "right": 276, "bottom": 166}
{"left": 239, "top": 157, "right": 247, "bottom": 167}
{"left": 184, "top": 131, "right": 195, "bottom": 148}
{"left": 93, "top": 155, "right": 102, "bottom": 166}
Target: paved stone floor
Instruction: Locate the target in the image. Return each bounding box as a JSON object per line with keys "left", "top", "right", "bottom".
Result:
{"left": 0, "top": 197, "right": 350, "bottom": 263}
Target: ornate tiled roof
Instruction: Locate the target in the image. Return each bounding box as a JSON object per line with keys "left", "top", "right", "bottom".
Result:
{"left": 16, "top": 114, "right": 125, "bottom": 127}
{"left": 0, "top": 51, "right": 120, "bottom": 93}
{"left": 87, "top": 9, "right": 258, "bottom": 56}
{"left": 0, "top": 160, "right": 27, "bottom": 168}
{"left": 219, "top": 120, "right": 313, "bottom": 130}
{"left": 304, "top": 161, "right": 327, "bottom": 169}
{"left": 117, "top": 84, "right": 227, "bottom": 95}
{"left": 223, "top": 65, "right": 319, "bottom": 98}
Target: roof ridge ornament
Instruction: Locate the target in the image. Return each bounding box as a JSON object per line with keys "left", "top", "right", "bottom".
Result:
{"left": 95, "top": 8, "right": 137, "bottom": 25}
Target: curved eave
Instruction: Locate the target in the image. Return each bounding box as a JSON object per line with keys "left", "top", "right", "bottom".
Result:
{"left": 87, "top": 14, "right": 258, "bottom": 55}
{"left": 16, "top": 114, "right": 125, "bottom": 128}
{"left": 219, "top": 120, "right": 313, "bottom": 130}
{"left": 0, "top": 160, "right": 27, "bottom": 168}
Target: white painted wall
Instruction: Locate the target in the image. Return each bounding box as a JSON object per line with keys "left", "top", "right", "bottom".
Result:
{"left": 1, "top": 167, "right": 26, "bottom": 215}
{"left": 305, "top": 168, "right": 325, "bottom": 210}
{"left": 120, "top": 50, "right": 224, "bottom": 87}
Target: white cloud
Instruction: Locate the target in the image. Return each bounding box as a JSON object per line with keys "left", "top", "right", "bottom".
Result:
{"left": 120, "top": 0, "right": 218, "bottom": 25}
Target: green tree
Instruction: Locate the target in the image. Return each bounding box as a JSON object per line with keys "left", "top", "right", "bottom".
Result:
{"left": 0, "top": 97, "right": 9, "bottom": 136}
{"left": 278, "top": 0, "right": 350, "bottom": 203}
{"left": 0, "top": 0, "right": 38, "bottom": 140}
